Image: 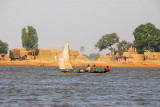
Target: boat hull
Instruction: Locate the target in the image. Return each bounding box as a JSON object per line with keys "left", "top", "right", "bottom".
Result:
{"left": 60, "top": 69, "right": 107, "bottom": 73}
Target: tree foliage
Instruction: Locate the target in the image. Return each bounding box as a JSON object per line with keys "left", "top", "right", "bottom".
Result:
{"left": 83, "top": 53, "right": 100, "bottom": 60}
{"left": 80, "top": 46, "right": 85, "bottom": 53}
{"left": 89, "top": 53, "right": 100, "bottom": 60}
{"left": 133, "top": 22, "right": 160, "bottom": 54}
{"left": 0, "top": 40, "right": 9, "bottom": 54}
{"left": 116, "top": 40, "right": 133, "bottom": 55}
{"left": 21, "top": 26, "right": 38, "bottom": 51}
{"left": 95, "top": 33, "right": 119, "bottom": 55}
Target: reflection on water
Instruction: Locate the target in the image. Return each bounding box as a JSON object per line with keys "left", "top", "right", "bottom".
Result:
{"left": 0, "top": 66, "right": 160, "bottom": 106}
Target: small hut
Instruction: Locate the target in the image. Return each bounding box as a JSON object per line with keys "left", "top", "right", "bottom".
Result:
{"left": 9, "top": 49, "right": 20, "bottom": 60}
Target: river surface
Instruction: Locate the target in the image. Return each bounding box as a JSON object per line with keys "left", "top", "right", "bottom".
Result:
{"left": 0, "top": 66, "right": 159, "bottom": 107}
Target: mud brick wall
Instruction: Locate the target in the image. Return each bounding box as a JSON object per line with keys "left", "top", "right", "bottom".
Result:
{"left": 75, "top": 55, "right": 86, "bottom": 61}
{"left": 99, "top": 55, "right": 112, "bottom": 61}
{"left": 131, "top": 54, "right": 144, "bottom": 61}
{"left": 144, "top": 52, "right": 160, "bottom": 60}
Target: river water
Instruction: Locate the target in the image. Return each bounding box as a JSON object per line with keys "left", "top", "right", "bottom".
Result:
{"left": 0, "top": 66, "right": 159, "bottom": 107}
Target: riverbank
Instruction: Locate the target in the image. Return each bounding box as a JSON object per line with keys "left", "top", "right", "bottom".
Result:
{"left": 0, "top": 60, "right": 160, "bottom": 68}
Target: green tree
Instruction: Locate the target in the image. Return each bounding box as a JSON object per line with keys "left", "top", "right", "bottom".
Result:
{"left": 95, "top": 33, "right": 119, "bottom": 55}
{"left": 89, "top": 53, "right": 100, "bottom": 60}
{"left": 83, "top": 53, "right": 100, "bottom": 60}
{"left": 126, "top": 42, "right": 133, "bottom": 50}
{"left": 21, "top": 26, "right": 38, "bottom": 59}
{"left": 0, "top": 40, "right": 9, "bottom": 54}
{"left": 133, "top": 22, "right": 160, "bottom": 54}
{"left": 80, "top": 46, "right": 85, "bottom": 54}
{"left": 116, "top": 40, "right": 133, "bottom": 55}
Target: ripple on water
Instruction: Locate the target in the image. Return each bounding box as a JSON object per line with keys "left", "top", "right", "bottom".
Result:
{"left": 0, "top": 67, "right": 160, "bottom": 106}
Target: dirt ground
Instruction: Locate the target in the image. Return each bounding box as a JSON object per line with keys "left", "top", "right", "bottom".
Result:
{"left": 0, "top": 60, "right": 160, "bottom": 68}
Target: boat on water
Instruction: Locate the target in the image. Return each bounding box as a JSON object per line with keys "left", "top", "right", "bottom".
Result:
{"left": 57, "top": 43, "right": 106, "bottom": 73}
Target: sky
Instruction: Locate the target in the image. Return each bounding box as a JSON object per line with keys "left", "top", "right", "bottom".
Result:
{"left": 0, "top": 0, "right": 160, "bottom": 55}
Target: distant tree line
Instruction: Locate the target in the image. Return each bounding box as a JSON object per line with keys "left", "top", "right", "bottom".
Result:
{"left": 1, "top": 22, "right": 160, "bottom": 59}
{"left": 83, "top": 53, "right": 100, "bottom": 60}
{"left": 95, "top": 22, "right": 160, "bottom": 55}
{"left": 95, "top": 33, "right": 133, "bottom": 56}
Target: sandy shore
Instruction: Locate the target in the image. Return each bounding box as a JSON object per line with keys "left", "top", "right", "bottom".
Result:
{"left": 0, "top": 60, "right": 160, "bottom": 68}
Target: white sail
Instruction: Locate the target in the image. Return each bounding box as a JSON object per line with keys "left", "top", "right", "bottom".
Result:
{"left": 57, "top": 43, "right": 73, "bottom": 70}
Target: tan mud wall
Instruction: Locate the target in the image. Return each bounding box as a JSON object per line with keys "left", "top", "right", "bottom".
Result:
{"left": 75, "top": 55, "right": 86, "bottom": 60}
{"left": 131, "top": 54, "right": 144, "bottom": 61}
{"left": 11, "top": 48, "right": 79, "bottom": 61}
{"left": 2, "top": 48, "right": 159, "bottom": 68}
{"left": 37, "top": 49, "right": 60, "bottom": 60}
{"left": 99, "top": 55, "right": 112, "bottom": 61}
{"left": 123, "top": 52, "right": 137, "bottom": 57}
{"left": 144, "top": 52, "right": 160, "bottom": 60}
{"left": 69, "top": 50, "right": 79, "bottom": 56}
{"left": 70, "top": 56, "right": 76, "bottom": 60}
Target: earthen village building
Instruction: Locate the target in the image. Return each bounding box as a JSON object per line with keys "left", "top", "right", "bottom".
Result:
{"left": 1, "top": 47, "right": 160, "bottom": 67}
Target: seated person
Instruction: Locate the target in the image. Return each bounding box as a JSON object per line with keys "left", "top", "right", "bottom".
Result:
{"left": 85, "top": 65, "right": 91, "bottom": 72}
{"left": 93, "top": 65, "right": 98, "bottom": 72}
{"left": 105, "top": 66, "right": 110, "bottom": 72}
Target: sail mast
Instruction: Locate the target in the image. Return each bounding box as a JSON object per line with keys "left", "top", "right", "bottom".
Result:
{"left": 58, "top": 43, "right": 73, "bottom": 70}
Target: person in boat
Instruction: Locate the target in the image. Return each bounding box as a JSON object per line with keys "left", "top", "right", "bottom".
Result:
{"left": 85, "top": 65, "right": 91, "bottom": 72}
{"left": 93, "top": 64, "right": 98, "bottom": 72}
{"left": 105, "top": 66, "right": 110, "bottom": 72}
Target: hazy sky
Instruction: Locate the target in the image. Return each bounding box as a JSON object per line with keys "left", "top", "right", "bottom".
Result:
{"left": 0, "top": 0, "right": 160, "bottom": 55}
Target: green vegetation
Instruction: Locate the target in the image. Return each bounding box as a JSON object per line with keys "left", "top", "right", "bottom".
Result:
{"left": 95, "top": 33, "right": 119, "bottom": 55}
{"left": 133, "top": 22, "right": 160, "bottom": 54}
{"left": 80, "top": 46, "right": 85, "bottom": 54}
{"left": 0, "top": 40, "right": 9, "bottom": 54}
{"left": 116, "top": 40, "right": 133, "bottom": 55}
{"left": 21, "top": 26, "right": 38, "bottom": 50}
{"left": 21, "top": 25, "right": 39, "bottom": 59}
{"left": 95, "top": 22, "right": 160, "bottom": 56}
{"left": 2, "top": 22, "right": 160, "bottom": 60}
{"left": 83, "top": 53, "right": 100, "bottom": 60}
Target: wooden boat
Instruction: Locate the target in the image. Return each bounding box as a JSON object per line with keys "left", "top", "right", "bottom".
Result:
{"left": 60, "top": 69, "right": 106, "bottom": 73}
{"left": 57, "top": 43, "right": 106, "bottom": 73}
{"left": 60, "top": 69, "right": 77, "bottom": 73}
{"left": 89, "top": 70, "right": 107, "bottom": 73}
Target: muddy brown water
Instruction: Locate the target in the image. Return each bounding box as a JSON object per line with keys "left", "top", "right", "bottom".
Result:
{"left": 0, "top": 66, "right": 159, "bottom": 107}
